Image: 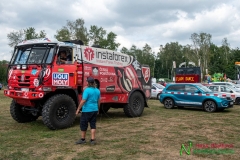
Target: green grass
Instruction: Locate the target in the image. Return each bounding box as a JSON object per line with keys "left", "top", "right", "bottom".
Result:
{"left": 0, "top": 90, "right": 240, "bottom": 160}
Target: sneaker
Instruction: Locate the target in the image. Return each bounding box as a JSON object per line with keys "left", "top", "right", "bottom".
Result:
{"left": 75, "top": 139, "right": 86, "bottom": 145}
{"left": 90, "top": 140, "right": 96, "bottom": 145}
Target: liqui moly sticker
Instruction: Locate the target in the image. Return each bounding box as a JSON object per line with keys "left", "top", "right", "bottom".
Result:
{"left": 52, "top": 73, "right": 69, "bottom": 86}
{"left": 142, "top": 67, "right": 150, "bottom": 83}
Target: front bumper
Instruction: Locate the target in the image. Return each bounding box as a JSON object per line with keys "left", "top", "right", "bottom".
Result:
{"left": 4, "top": 89, "right": 44, "bottom": 100}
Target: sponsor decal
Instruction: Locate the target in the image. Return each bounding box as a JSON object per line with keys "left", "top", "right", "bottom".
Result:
{"left": 106, "top": 85, "right": 115, "bottom": 92}
{"left": 38, "top": 93, "right": 44, "bottom": 98}
{"left": 92, "top": 67, "right": 99, "bottom": 76}
{"left": 33, "top": 79, "right": 39, "bottom": 87}
{"left": 82, "top": 46, "right": 133, "bottom": 67}
{"left": 108, "top": 76, "right": 115, "bottom": 82}
{"left": 8, "top": 69, "right": 13, "bottom": 80}
{"left": 44, "top": 68, "right": 51, "bottom": 78}
{"left": 85, "top": 72, "right": 90, "bottom": 76}
{"left": 24, "top": 92, "right": 28, "bottom": 97}
{"left": 58, "top": 68, "right": 64, "bottom": 72}
{"left": 99, "top": 67, "right": 116, "bottom": 76}
{"left": 132, "top": 60, "right": 141, "bottom": 70}
{"left": 52, "top": 73, "right": 69, "bottom": 86}
{"left": 100, "top": 78, "right": 107, "bottom": 82}
{"left": 117, "top": 69, "right": 132, "bottom": 93}
{"left": 142, "top": 67, "right": 150, "bottom": 83}
{"left": 84, "top": 47, "right": 95, "bottom": 61}
{"left": 31, "top": 69, "right": 38, "bottom": 75}
{"left": 84, "top": 66, "right": 91, "bottom": 70}
{"left": 112, "top": 96, "right": 118, "bottom": 101}
{"left": 100, "top": 76, "right": 115, "bottom": 83}
{"left": 21, "top": 74, "right": 25, "bottom": 82}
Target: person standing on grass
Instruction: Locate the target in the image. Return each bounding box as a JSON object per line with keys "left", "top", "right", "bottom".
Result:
{"left": 75, "top": 76, "right": 100, "bottom": 145}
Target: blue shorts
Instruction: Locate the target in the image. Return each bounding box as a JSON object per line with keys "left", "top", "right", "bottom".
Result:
{"left": 80, "top": 111, "right": 98, "bottom": 131}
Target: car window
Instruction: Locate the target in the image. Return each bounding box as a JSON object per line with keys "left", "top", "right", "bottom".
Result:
{"left": 185, "top": 85, "right": 198, "bottom": 93}
{"left": 209, "top": 86, "right": 218, "bottom": 92}
{"left": 196, "top": 84, "right": 212, "bottom": 92}
{"left": 166, "top": 85, "right": 185, "bottom": 91}
{"left": 220, "top": 86, "right": 231, "bottom": 93}
{"left": 225, "top": 86, "right": 232, "bottom": 93}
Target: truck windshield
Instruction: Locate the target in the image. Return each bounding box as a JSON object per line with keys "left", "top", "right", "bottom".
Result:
{"left": 10, "top": 44, "right": 55, "bottom": 65}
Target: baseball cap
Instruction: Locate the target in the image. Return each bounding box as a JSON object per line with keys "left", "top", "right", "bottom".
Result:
{"left": 87, "top": 77, "right": 95, "bottom": 83}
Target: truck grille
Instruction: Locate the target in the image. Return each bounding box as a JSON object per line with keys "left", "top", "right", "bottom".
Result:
{"left": 17, "top": 76, "right": 31, "bottom": 87}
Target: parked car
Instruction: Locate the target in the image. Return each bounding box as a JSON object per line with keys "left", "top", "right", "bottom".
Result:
{"left": 0, "top": 83, "right": 2, "bottom": 90}
{"left": 151, "top": 83, "right": 165, "bottom": 99}
{"left": 207, "top": 85, "right": 240, "bottom": 105}
{"left": 211, "top": 82, "right": 240, "bottom": 91}
{"left": 159, "top": 83, "right": 233, "bottom": 112}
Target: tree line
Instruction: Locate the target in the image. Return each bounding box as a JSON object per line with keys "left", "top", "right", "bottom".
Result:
{"left": 3, "top": 18, "right": 240, "bottom": 83}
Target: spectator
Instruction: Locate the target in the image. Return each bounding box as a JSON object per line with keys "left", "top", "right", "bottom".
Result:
{"left": 75, "top": 77, "right": 100, "bottom": 145}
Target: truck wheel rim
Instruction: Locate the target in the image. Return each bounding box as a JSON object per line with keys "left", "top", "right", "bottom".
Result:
{"left": 56, "top": 105, "right": 69, "bottom": 121}
{"left": 133, "top": 98, "right": 140, "bottom": 111}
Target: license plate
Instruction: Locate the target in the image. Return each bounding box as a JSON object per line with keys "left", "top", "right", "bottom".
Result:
{"left": 21, "top": 88, "right": 29, "bottom": 92}
{"left": 230, "top": 102, "right": 233, "bottom": 105}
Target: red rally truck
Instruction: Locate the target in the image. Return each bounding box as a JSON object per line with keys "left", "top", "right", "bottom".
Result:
{"left": 4, "top": 38, "right": 151, "bottom": 130}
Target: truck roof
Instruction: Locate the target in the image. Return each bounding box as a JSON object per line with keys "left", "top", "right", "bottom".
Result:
{"left": 17, "top": 38, "right": 59, "bottom": 46}
{"left": 17, "top": 38, "right": 85, "bottom": 47}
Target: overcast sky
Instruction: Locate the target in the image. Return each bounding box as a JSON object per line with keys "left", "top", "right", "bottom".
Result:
{"left": 0, "top": 0, "right": 240, "bottom": 61}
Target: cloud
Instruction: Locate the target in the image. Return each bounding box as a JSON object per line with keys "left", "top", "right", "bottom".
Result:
{"left": 0, "top": 0, "right": 240, "bottom": 61}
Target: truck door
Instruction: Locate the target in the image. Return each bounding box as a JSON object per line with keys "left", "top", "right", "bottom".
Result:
{"left": 52, "top": 47, "right": 77, "bottom": 87}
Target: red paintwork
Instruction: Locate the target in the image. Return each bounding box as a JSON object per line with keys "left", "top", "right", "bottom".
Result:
{"left": 4, "top": 46, "right": 151, "bottom": 107}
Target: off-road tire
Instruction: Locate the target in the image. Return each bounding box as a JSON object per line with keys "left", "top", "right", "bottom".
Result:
{"left": 10, "top": 100, "right": 39, "bottom": 123}
{"left": 124, "top": 92, "right": 144, "bottom": 117}
{"left": 203, "top": 100, "right": 217, "bottom": 112}
{"left": 99, "top": 104, "right": 111, "bottom": 114}
{"left": 42, "top": 94, "right": 76, "bottom": 130}
{"left": 164, "top": 98, "right": 174, "bottom": 109}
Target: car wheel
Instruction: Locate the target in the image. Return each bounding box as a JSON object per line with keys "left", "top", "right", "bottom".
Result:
{"left": 235, "top": 98, "right": 240, "bottom": 105}
{"left": 164, "top": 98, "right": 174, "bottom": 109}
{"left": 157, "top": 93, "right": 161, "bottom": 100}
{"left": 203, "top": 100, "right": 216, "bottom": 112}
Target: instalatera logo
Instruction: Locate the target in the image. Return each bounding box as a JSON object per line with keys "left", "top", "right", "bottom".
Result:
{"left": 180, "top": 141, "right": 234, "bottom": 155}
{"left": 84, "top": 47, "right": 95, "bottom": 61}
